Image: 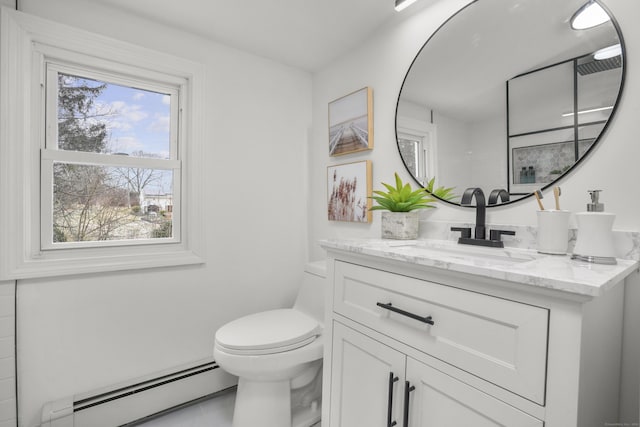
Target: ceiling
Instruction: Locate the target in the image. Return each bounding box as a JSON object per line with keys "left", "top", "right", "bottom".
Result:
{"left": 91, "top": 0, "right": 421, "bottom": 71}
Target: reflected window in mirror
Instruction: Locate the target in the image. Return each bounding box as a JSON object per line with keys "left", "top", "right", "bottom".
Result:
{"left": 398, "top": 137, "right": 422, "bottom": 182}
{"left": 397, "top": 117, "right": 438, "bottom": 188}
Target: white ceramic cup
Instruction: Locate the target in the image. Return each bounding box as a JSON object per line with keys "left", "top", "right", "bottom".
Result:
{"left": 536, "top": 210, "right": 570, "bottom": 255}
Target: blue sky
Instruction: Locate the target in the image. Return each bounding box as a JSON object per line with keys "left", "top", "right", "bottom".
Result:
{"left": 62, "top": 75, "right": 175, "bottom": 194}
{"left": 64, "top": 74, "right": 172, "bottom": 159}
{"left": 98, "top": 83, "right": 171, "bottom": 159}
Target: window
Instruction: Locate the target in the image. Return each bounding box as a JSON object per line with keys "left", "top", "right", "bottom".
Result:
{"left": 42, "top": 67, "right": 181, "bottom": 248}
{"left": 396, "top": 117, "right": 438, "bottom": 186}
{"left": 0, "top": 9, "right": 204, "bottom": 279}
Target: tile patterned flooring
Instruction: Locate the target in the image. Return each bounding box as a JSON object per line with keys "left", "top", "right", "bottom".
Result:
{"left": 133, "top": 389, "right": 321, "bottom": 427}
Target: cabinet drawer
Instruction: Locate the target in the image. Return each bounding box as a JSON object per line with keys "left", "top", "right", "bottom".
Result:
{"left": 334, "top": 261, "right": 548, "bottom": 404}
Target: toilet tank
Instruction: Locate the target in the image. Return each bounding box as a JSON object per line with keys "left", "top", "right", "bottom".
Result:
{"left": 294, "top": 260, "right": 326, "bottom": 325}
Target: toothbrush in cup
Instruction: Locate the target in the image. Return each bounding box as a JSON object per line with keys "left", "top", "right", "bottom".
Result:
{"left": 534, "top": 190, "right": 545, "bottom": 210}
{"left": 553, "top": 186, "right": 561, "bottom": 210}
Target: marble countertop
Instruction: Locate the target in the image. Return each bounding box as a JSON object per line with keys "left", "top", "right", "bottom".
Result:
{"left": 320, "top": 238, "right": 639, "bottom": 297}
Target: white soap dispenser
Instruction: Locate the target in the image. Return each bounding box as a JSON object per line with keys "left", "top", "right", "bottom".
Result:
{"left": 571, "top": 190, "right": 617, "bottom": 264}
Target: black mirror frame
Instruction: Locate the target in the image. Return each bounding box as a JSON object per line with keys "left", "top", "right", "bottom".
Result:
{"left": 395, "top": 0, "right": 626, "bottom": 208}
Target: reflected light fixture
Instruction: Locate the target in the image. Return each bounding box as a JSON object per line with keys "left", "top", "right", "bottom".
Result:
{"left": 571, "top": 1, "right": 610, "bottom": 30}
{"left": 561, "top": 106, "right": 613, "bottom": 117}
{"left": 395, "top": 0, "right": 418, "bottom": 12}
{"left": 594, "top": 43, "right": 622, "bottom": 60}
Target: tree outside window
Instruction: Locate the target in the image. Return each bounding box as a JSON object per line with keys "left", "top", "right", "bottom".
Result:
{"left": 46, "top": 70, "right": 178, "bottom": 246}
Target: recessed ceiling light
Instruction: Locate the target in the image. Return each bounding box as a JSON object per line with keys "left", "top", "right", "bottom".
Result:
{"left": 571, "top": 1, "right": 611, "bottom": 30}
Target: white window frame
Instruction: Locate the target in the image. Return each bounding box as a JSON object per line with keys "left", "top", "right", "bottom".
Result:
{"left": 397, "top": 117, "right": 438, "bottom": 186}
{"left": 42, "top": 60, "right": 182, "bottom": 249}
{"left": 0, "top": 8, "right": 205, "bottom": 279}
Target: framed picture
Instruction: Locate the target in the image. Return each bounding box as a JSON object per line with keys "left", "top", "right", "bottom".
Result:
{"left": 328, "top": 87, "right": 373, "bottom": 156}
{"left": 327, "top": 160, "right": 372, "bottom": 223}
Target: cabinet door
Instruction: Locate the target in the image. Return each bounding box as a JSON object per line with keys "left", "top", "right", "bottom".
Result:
{"left": 330, "top": 321, "right": 406, "bottom": 427}
{"left": 405, "top": 357, "right": 543, "bottom": 427}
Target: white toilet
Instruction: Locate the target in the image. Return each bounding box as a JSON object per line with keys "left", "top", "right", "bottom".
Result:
{"left": 213, "top": 261, "right": 326, "bottom": 427}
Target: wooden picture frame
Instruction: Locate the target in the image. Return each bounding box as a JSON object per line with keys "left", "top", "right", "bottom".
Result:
{"left": 327, "top": 160, "right": 372, "bottom": 223}
{"left": 328, "top": 87, "right": 373, "bottom": 156}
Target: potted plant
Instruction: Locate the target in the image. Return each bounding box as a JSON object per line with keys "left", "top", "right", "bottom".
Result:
{"left": 370, "top": 173, "right": 455, "bottom": 239}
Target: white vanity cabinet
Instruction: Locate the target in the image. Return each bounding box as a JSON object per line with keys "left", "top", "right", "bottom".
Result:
{"left": 321, "top": 241, "right": 636, "bottom": 427}
{"left": 330, "top": 321, "right": 542, "bottom": 427}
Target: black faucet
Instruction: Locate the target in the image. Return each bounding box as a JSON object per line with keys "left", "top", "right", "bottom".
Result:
{"left": 488, "top": 189, "right": 510, "bottom": 205}
{"left": 461, "top": 187, "right": 486, "bottom": 240}
{"left": 451, "top": 187, "right": 515, "bottom": 248}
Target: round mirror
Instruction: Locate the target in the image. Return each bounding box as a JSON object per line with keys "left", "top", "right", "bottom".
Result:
{"left": 396, "top": 0, "right": 625, "bottom": 206}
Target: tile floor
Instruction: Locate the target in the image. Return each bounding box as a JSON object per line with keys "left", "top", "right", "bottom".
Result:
{"left": 132, "top": 389, "right": 321, "bottom": 427}
{"left": 132, "top": 389, "right": 235, "bottom": 427}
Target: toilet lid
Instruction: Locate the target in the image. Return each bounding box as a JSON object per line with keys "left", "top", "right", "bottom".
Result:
{"left": 215, "top": 309, "right": 321, "bottom": 354}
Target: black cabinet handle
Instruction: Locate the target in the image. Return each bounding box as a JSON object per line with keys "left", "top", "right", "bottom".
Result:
{"left": 387, "top": 372, "right": 399, "bottom": 427}
{"left": 377, "top": 302, "right": 435, "bottom": 326}
{"left": 403, "top": 381, "right": 416, "bottom": 427}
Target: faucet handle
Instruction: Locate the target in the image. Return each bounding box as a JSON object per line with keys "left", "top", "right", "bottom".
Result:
{"left": 489, "top": 229, "right": 516, "bottom": 242}
{"left": 451, "top": 227, "right": 471, "bottom": 239}
{"left": 488, "top": 189, "right": 510, "bottom": 206}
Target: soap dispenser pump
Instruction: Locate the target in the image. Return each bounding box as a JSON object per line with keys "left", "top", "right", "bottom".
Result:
{"left": 571, "top": 190, "right": 617, "bottom": 264}
{"left": 586, "top": 189, "right": 604, "bottom": 212}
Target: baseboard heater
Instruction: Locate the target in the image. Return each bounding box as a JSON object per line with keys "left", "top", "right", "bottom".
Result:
{"left": 41, "top": 358, "right": 237, "bottom": 427}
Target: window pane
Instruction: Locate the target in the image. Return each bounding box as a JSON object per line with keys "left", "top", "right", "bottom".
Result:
{"left": 398, "top": 138, "right": 420, "bottom": 179}
{"left": 52, "top": 163, "right": 173, "bottom": 243}
{"left": 57, "top": 73, "right": 171, "bottom": 159}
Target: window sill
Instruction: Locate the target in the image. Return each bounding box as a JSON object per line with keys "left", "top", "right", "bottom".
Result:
{"left": 3, "top": 245, "right": 204, "bottom": 280}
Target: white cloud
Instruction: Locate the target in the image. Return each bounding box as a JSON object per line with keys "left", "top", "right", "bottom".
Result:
{"left": 108, "top": 136, "right": 144, "bottom": 153}
{"left": 162, "top": 95, "right": 171, "bottom": 105}
{"left": 103, "top": 101, "right": 149, "bottom": 131}
{"left": 132, "top": 92, "right": 145, "bottom": 101}
{"left": 149, "top": 114, "right": 170, "bottom": 133}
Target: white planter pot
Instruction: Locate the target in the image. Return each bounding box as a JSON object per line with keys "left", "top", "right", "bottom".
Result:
{"left": 381, "top": 211, "right": 419, "bottom": 240}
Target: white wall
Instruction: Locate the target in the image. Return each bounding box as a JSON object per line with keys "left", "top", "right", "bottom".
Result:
{"left": 11, "top": 1, "right": 312, "bottom": 426}
{"left": 1, "top": 3, "right": 18, "bottom": 425}
{"left": 469, "top": 116, "right": 506, "bottom": 193}
{"left": 433, "top": 111, "right": 471, "bottom": 193}
{"left": 0, "top": 281, "right": 16, "bottom": 427}
{"left": 308, "top": 0, "right": 640, "bottom": 421}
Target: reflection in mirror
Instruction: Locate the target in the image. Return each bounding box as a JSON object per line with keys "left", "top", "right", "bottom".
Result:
{"left": 396, "top": 0, "right": 624, "bottom": 206}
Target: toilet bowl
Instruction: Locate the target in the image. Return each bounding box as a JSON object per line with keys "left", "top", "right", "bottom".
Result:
{"left": 213, "top": 261, "right": 326, "bottom": 427}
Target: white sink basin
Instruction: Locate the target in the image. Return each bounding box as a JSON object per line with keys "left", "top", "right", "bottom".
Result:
{"left": 387, "top": 240, "right": 542, "bottom": 265}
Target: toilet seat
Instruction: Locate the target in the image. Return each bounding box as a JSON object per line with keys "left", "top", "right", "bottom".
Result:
{"left": 215, "top": 309, "right": 321, "bottom": 356}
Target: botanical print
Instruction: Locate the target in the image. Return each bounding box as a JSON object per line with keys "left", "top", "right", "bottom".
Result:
{"left": 327, "top": 161, "right": 372, "bottom": 223}
{"left": 328, "top": 87, "right": 373, "bottom": 156}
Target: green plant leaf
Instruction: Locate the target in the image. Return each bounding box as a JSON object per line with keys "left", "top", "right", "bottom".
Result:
{"left": 394, "top": 173, "right": 403, "bottom": 191}
{"left": 369, "top": 173, "right": 457, "bottom": 212}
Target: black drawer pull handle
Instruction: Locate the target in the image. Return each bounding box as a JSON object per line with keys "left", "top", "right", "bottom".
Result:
{"left": 387, "top": 372, "right": 399, "bottom": 427}
{"left": 377, "top": 302, "right": 435, "bottom": 325}
{"left": 403, "top": 381, "right": 416, "bottom": 427}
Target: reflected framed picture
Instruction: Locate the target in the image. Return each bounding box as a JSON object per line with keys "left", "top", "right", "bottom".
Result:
{"left": 327, "top": 160, "right": 372, "bottom": 223}
{"left": 508, "top": 128, "right": 578, "bottom": 194}
{"left": 328, "top": 87, "right": 373, "bottom": 156}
